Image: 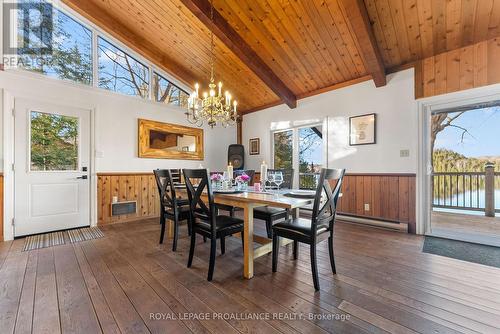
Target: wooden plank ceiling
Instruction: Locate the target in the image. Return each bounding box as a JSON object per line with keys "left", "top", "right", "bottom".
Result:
{"left": 63, "top": 0, "right": 500, "bottom": 113}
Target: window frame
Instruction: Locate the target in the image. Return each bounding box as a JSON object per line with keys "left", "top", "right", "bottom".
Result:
{"left": 152, "top": 71, "right": 190, "bottom": 107}
{"left": 6, "top": 0, "right": 192, "bottom": 110}
{"left": 271, "top": 122, "right": 325, "bottom": 189}
{"left": 97, "top": 36, "right": 151, "bottom": 99}
{"left": 13, "top": 3, "right": 94, "bottom": 86}
{"left": 28, "top": 109, "right": 81, "bottom": 173}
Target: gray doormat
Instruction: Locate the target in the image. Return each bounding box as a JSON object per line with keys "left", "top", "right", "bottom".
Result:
{"left": 23, "top": 227, "right": 104, "bottom": 251}
{"left": 423, "top": 236, "right": 500, "bottom": 268}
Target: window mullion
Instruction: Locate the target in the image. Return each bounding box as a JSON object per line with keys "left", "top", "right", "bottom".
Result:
{"left": 92, "top": 31, "right": 98, "bottom": 87}
{"left": 293, "top": 128, "right": 300, "bottom": 189}
{"left": 148, "top": 65, "right": 153, "bottom": 101}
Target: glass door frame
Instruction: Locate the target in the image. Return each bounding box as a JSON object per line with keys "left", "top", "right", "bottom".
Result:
{"left": 270, "top": 121, "right": 326, "bottom": 189}
{"left": 418, "top": 86, "right": 500, "bottom": 244}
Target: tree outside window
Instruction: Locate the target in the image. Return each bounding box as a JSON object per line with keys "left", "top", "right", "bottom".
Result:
{"left": 98, "top": 37, "right": 149, "bottom": 98}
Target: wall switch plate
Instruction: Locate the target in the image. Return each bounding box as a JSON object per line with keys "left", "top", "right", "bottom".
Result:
{"left": 95, "top": 150, "right": 104, "bottom": 158}
{"left": 400, "top": 149, "right": 410, "bottom": 157}
{"left": 364, "top": 203, "right": 370, "bottom": 211}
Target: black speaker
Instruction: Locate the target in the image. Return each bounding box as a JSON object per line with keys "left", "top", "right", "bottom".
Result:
{"left": 228, "top": 144, "right": 244, "bottom": 170}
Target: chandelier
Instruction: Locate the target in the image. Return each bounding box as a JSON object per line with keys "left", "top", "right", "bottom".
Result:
{"left": 185, "top": 0, "right": 238, "bottom": 128}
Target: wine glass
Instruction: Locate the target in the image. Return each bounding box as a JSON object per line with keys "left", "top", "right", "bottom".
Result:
{"left": 274, "top": 171, "right": 284, "bottom": 191}
{"left": 266, "top": 172, "right": 275, "bottom": 191}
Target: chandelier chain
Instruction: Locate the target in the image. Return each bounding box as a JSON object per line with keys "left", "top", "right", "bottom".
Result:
{"left": 185, "top": 0, "right": 238, "bottom": 128}
{"left": 209, "top": 0, "right": 215, "bottom": 83}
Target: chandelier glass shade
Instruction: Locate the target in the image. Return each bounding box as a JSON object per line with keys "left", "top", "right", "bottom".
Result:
{"left": 185, "top": 1, "right": 238, "bottom": 128}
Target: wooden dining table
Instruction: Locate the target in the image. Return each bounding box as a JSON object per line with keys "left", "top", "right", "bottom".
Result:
{"left": 175, "top": 188, "right": 313, "bottom": 279}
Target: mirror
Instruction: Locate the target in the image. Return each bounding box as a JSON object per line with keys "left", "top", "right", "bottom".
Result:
{"left": 138, "top": 119, "right": 204, "bottom": 160}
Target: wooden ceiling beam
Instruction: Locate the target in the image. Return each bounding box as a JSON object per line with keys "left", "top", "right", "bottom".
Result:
{"left": 180, "top": 0, "right": 297, "bottom": 109}
{"left": 62, "top": 0, "right": 196, "bottom": 88}
{"left": 339, "top": 0, "right": 386, "bottom": 87}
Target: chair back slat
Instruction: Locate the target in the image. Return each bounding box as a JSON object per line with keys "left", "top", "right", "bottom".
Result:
{"left": 170, "top": 168, "right": 182, "bottom": 183}
{"left": 183, "top": 169, "right": 216, "bottom": 233}
{"left": 153, "top": 169, "right": 178, "bottom": 216}
{"left": 311, "top": 168, "right": 345, "bottom": 233}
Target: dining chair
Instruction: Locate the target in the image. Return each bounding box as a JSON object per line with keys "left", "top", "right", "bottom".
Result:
{"left": 216, "top": 169, "right": 255, "bottom": 217}
{"left": 183, "top": 169, "right": 245, "bottom": 281}
{"left": 271, "top": 168, "right": 345, "bottom": 291}
{"left": 153, "top": 169, "right": 191, "bottom": 251}
{"left": 254, "top": 168, "right": 294, "bottom": 238}
{"left": 170, "top": 168, "right": 182, "bottom": 183}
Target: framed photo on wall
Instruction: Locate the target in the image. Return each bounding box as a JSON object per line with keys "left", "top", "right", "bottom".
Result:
{"left": 249, "top": 138, "right": 260, "bottom": 155}
{"left": 349, "top": 113, "right": 376, "bottom": 145}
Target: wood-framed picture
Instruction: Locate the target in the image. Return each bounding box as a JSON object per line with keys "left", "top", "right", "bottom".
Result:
{"left": 249, "top": 138, "right": 260, "bottom": 155}
{"left": 349, "top": 113, "right": 376, "bottom": 145}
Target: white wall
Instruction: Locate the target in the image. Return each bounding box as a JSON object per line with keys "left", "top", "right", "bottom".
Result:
{"left": 0, "top": 70, "right": 236, "bottom": 173}
{"left": 242, "top": 69, "right": 418, "bottom": 173}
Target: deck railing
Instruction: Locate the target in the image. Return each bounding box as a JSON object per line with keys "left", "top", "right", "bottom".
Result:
{"left": 432, "top": 163, "right": 499, "bottom": 216}
{"left": 299, "top": 172, "right": 320, "bottom": 190}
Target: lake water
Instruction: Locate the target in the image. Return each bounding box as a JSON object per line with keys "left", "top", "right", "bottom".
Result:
{"left": 433, "top": 189, "right": 500, "bottom": 212}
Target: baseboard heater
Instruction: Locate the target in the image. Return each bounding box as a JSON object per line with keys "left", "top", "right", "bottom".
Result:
{"left": 336, "top": 214, "right": 408, "bottom": 233}
{"left": 111, "top": 201, "right": 137, "bottom": 216}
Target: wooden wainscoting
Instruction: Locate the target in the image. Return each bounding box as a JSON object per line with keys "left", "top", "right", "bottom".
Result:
{"left": 97, "top": 173, "right": 160, "bottom": 225}
{"left": 255, "top": 171, "right": 416, "bottom": 233}
{"left": 337, "top": 174, "right": 416, "bottom": 233}
{"left": 415, "top": 37, "right": 500, "bottom": 98}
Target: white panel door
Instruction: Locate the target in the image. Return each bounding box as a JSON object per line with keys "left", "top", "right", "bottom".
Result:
{"left": 14, "top": 98, "right": 91, "bottom": 237}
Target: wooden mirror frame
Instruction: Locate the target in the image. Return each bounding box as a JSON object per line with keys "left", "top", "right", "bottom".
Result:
{"left": 138, "top": 119, "right": 204, "bottom": 160}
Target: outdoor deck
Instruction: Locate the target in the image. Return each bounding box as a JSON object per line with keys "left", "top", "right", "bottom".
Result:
{"left": 432, "top": 210, "right": 500, "bottom": 236}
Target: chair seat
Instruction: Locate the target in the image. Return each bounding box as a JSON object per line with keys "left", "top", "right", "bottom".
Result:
{"left": 273, "top": 218, "right": 330, "bottom": 241}
{"left": 165, "top": 204, "right": 191, "bottom": 220}
{"left": 254, "top": 206, "right": 287, "bottom": 218}
{"left": 196, "top": 215, "right": 244, "bottom": 235}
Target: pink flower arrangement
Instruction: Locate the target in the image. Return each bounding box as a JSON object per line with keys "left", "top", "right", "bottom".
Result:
{"left": 210, "top": 173, "right": 223, "bottom": 181}
{"left": 235, "top": 173, "right": 250, "bottom": 183}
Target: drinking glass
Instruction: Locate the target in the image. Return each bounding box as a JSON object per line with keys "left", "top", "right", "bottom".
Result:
{"left": 274, "top": 171, "right": 284, "bottom": 190}
{"left": 266, "top": 172, "right": 275, "bottom": 191}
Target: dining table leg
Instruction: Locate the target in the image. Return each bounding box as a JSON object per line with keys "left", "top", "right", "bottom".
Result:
{"left": 243, "top": 204, "right": 255, "bottom": 279}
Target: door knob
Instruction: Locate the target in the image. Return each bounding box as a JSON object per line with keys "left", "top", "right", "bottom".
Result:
{"left": 77, "top": 175, "right": 88, "bottom": 180}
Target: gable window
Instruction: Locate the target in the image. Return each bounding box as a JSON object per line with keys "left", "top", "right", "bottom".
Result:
{"left": 17, "top": 5, "right": 93, "bottom": 85}
{"left": 153, "top": 72, "right": 189, "bottom": 107}
{"left": 97, "top": 37, "right": 149, "bottom": 98}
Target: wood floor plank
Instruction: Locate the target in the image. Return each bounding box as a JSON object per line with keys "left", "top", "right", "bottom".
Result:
{"left": 103, "top": 226, "right": 237, "bottom": 334}
{"left": 90, "top": 238, "right": 191, "bottom": 334}
{"left": 0, "top": 240, "right": 13, "bottom": 270}
{"left": 53, "top": 244, "right": 102, "bottom": 334}
{"left": 33, "top": 247, "right": 61, "bottom": 334}
{"left": 217, "top": 234, "right": 460, "bottom": 334}
{"left": 0, "top": 249, "right": 29, "bottom": 334}
{"left": 137, "top": 229, "right": 375, "bottom": 334}
{"left": 81, "top": 241, "right": 150, "bottom": 334}
{"left": 14, "top": 250, "right": 38, "bottom": 334}
{"left": 73, "top": 243, "right": 121, "bottom": 334}
{"left": 2, "top": 219, "right": 500, "bottom": 334}
{"left": 338, "top": 300, "right": 418, "bottom": 334}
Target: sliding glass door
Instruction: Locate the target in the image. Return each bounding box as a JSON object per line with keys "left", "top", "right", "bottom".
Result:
{"left": 272, "top": 124, "right": 324, "bottom": 189}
